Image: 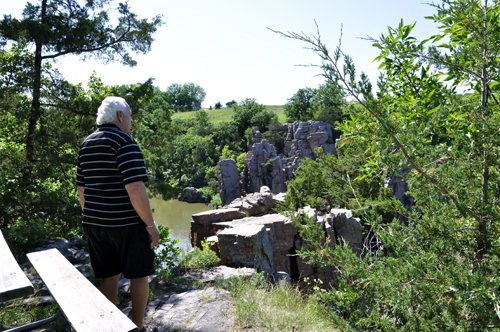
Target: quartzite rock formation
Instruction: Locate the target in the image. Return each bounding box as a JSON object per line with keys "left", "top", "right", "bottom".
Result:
{"left": 218, "top": 158, "right": 241, "bottom": 206}
{"left": 240, "top": 138, "right": 286, "bottom": 195}
{"left": 191, "top": 199, "right": 362, "bottom": 285}
{"left": 220, "top": 121, "right": 338, "bottom": 200}
{"left": 282, "top": 120, "right": 337, "bottom": 181}
{"left": 218, "top": 224, "right": 274, "bottom": 274}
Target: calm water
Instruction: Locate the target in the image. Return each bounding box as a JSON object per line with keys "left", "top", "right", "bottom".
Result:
{"left": 149, "top": 198, "right": 210, "bottom": 252}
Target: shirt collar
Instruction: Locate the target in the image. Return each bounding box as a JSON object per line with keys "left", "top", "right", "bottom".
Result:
{"left": 98, "top": 124, "right": 121, "bottom": 131}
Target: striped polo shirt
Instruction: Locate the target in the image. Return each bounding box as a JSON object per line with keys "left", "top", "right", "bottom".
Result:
{"left": 76, "top": 124, "right": 148, "bottom": 227}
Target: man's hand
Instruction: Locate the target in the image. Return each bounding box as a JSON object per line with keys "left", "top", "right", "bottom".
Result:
{"left": 146, "top": 224, "right": 160, "bottom": 249}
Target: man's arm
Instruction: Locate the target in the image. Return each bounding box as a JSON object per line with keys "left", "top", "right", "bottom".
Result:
{"left": 125, "top": 181, "right": 159, "bottom": 248}
{"left": 77, "top": 185, "right": 85, "bottom": 211}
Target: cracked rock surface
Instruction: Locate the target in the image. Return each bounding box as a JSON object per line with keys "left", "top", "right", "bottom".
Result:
{"left": 142, "top": 287, "right": 233, "bottom": 332}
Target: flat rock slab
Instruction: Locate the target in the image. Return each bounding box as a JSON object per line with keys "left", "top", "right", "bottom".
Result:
{"left": 145, "top": 287, "right": 232, "bottom": 332}
{"left": 192, "top": 208, "right": 245, "bottom": 225}
{"left": 182, "top": 266, "right": 256, "bottom": 283}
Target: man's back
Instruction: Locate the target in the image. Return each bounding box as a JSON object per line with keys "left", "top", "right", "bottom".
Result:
{"left": 77, "top": 124, "right": 148, "bottom": 227}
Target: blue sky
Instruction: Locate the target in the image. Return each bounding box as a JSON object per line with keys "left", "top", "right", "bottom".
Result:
{"left": 2, "top": 1, "right": 439, "bottom": 108}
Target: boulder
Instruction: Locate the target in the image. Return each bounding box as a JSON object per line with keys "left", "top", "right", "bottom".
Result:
{"left": 330, "top": 209, "right": 362, "bottom": 256}
{"left": 218, "top": 158, "right": 241, "bottom": 206}
{"left": 217, "top": 224, "right": 274, "bottom": 274}
{"left": 273, "top": 271, "right": 291, "bottom": 285}
{"left": 231, "top": 213, "right": 297, "bottom": 276}
{"left": 66, "top": 248, "right": 89, "bottom": 264}
{"left": 191, "top": 208, "right": 246, "bottom": 248}
{"left": 225, "top": 186, "right": 279, "bottom": 216}
{"left": 178, "top": 187, "right": 206, "bottom": 203}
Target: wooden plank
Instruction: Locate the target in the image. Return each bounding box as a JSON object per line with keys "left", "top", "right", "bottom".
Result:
{"left": 27, "top": 249, "right": 138, "bottom": 332}
{"left": 0, "top": 229, "right": 33, "bottom": 302}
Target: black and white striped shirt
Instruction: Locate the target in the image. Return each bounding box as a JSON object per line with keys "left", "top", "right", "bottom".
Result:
{"left": 76, "top": 124, "right": 148, "bottom": 227}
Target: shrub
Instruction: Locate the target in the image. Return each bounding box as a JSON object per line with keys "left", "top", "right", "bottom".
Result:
{"left": 236, "top": 152, "right": 247, "bottom": 172}
{"left": 180, "top": 240, "right": 220, "bottom": 270}
{"left": 155, "top": 225, "right": 181, "bottom": 274}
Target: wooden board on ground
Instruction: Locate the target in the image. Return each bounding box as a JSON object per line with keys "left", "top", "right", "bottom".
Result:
{"left": 27, "top": 248, "right": 138, "bottom": 332}
{"left": 0, "top": 229, "right": 33, "bottom": 302}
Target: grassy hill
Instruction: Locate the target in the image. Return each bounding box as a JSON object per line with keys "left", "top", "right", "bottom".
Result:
{"left": 171, "top": 105, "right": 286, "bottom": 124}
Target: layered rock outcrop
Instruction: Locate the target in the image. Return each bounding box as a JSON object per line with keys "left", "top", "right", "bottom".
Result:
{"left": 191, "top": 199, "right": 362, "bottom": 286}
{"left": 218, "top": 224, "right": 274, "bottom": 274}
{"left": 282, "top": 121, "right": 337, "bottom": 181}
{"left": 240, "top": 139, "right": 286, "bottom": 195}
{"left": 217, "top": 121, "right": 338, "bottom": 201}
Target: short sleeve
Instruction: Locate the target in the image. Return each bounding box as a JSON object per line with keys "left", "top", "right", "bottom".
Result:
{"left": 116, "top": 139, "right": 148, "bottom": 185}
{"left": 76, "top": 158, "right": 85, "bottom": 186}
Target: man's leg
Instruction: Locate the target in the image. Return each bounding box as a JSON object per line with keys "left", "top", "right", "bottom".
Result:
{"left": 100, "top": 273, "right": 122, "bottom": 305}
{"left": 130, "top": 276, "right": 149, "bottom": 329}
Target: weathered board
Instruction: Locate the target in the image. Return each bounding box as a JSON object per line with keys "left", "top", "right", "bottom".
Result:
{"left": 0, "top": 229, "right": 33, "bottom": 302}
{"left": 27, "top": 249, "right": 138, "bottom": 332}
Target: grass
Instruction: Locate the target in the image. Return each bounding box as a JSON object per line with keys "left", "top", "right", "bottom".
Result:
{"left": 215, "top": 273, "right": 337, "bottom": 332}
{"left": 172, "top": 105, "right": 287, "bottom": 125}
{"left": 0, "top": 299, "right": 69, "bottom": 331}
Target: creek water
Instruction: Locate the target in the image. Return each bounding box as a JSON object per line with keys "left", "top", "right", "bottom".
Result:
{"left": 149, "top": 197, "right": 210, "bottom": 252}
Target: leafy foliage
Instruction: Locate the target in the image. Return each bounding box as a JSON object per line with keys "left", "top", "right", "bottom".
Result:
{"left": 274, "top": 1, "right": 500, "bottom": 330}
{"left": 164, "top": 83, "right": 206, "bottom": 112}
{"left": 0, "top": 1, "right": 163, "bottom": 241}
{"left": 231, "top": 98, "right": 278, "bottom": 137}
{"left": 226, "top": 99, "right": 237, "bottom": 108}
{"left": 284, "top": 83, "right": 346, "bottom": 138}
{"left": 180, "top": 240, "right": 220, "bottom": 270}
{"left": 154, "top": 225, "right": 181, "bottom": 272}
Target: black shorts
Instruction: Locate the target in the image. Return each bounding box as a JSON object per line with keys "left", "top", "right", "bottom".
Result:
{"left": 83, "top": 225, "right": 155, "bottom": 279}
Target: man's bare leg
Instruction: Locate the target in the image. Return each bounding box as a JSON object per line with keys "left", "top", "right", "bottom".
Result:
{"left": 130, "top": 276, "right": 149, "bottom": 330}
{"left": 100, "top": 273, "right": 122, "bottom": 304}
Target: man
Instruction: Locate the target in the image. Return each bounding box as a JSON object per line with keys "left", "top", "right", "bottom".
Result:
{"left": 77, "top": 96, "right": 159, "bottom": 331}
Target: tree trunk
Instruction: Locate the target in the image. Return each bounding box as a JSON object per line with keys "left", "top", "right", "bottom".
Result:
{"left": 24, "top": 0, "right": 47, "bottom": 180}
{"left": 477, "top": 0, "right": 489, "bottom": 262}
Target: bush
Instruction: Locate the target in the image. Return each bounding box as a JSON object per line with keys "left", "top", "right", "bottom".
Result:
{"left": 180, "top": 241, "right": 220, "bottom": 270}
{"left": 236, "top": 152, "right": 247, "bottom": 172}
{"left": 155, "top": 225, "right": 181, "bottom": 274}
{"left": 231, "top": 98, "right": 277, "bottom": 137}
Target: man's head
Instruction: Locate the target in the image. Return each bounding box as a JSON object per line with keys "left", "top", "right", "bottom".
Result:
{"left": 96, "top": 96, "right": 133, "bottom": 134}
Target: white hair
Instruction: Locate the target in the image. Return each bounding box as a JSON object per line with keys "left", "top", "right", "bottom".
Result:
{"left": 96, "top": 96, "right": 130, "bottom": 125}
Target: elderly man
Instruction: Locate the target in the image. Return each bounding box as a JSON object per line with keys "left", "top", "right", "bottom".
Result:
{"left": 76, "top": 96, "right": 159, "bottom": 331}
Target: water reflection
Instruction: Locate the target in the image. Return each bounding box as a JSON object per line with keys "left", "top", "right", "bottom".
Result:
{"left": 150, "top": 197, "right": 210, "bottom": 252}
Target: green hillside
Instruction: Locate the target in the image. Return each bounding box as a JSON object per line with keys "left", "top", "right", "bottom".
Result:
{"left": 172, "top": 105, "right": 286, "bottom": 124}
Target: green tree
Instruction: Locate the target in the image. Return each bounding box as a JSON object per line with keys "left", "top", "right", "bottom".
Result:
{"left": 274, "top": 0, "right": 500, "bottom": 330}
{"left": 165, "top": 83, "right": 206, "bottom": 112}
{"left": 231, "top": 98, "right": 277, "bottom": 137}
{"left": 214, "top": 101, "right": 222, "bottom": 109}
{"left": 225, "top": 99, "right": 237, "bottom": 108}
{"left": 284, "top": 87, "right": 316, "bottom": 121}
{"left": 0, "top": 0, "right": 163, "bottom": 177}
{"left": 285, "top": 84, "right": 346, "bottom": 137}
